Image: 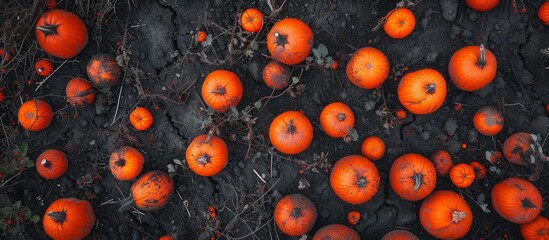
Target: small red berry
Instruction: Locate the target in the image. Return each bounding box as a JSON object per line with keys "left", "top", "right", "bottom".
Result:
{"left": 329, "top": 60, "right": 339, "bottom": 70}
{"left": 299, "top": 169, "right": 304, "bottom": 174}
{"left": 395, "top": 109, "right": 407, "bottom": 119}
{"left": 7, "top": 218, "right": 13, "bottom": 225}
{"left": 404, "top": 66, "right": 409, "bottom": 71}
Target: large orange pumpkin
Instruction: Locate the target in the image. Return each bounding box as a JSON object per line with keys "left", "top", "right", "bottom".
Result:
{"left": 540, "top": 2, "right": 549, "bottom": 26}
{"left": 129, "top": 107, "right": 153, "bottom": 131}
{"left": 263, "top": 60, "right": 291, "bottom": 90}
{"left": 520, "top": 216, "right": 549, "bottom": 240}
{"left": 346, "top": 47, "right": 390, "bottom": 89}
{"left": 267, "top": 18, "right": 313, "bottom": 65}
{"left": 120, "top": 171, "right": 174, "bottom": 211}
{"left": 274, "top": 194, "right": 317, "bottom": 236}
{"left": 502, "top": 132, "right": 540, "bottom": 166}
{"left": 35, "top": 59, "right": 54, "bottom": 77}
{"left": 43, "top": 198, "right": 95, "bottom": 240}
{"left": 330, "top": 155, "right": 380, "bottom": 204}
{"left": 449, "top": 163, "right": 475, "bottom": 188}
{"left": 320, "top": 102, "right": 355, "bottom": 138}
{"left": 398, "top": 68, "right": 447, "bottom": 115}
{"left": 390, "top": 153, "right": 436, "bottom": 201}
{"left": 473, "top": 106, "right": 504, "bottom": 136}
{"left": 269, "top": 111, "right": 313, "bottom": 155}
{"left": 18, "top": 99, "right": 53, "bottom": 131}
{"left": 201, "top": 70, "right": 243, "bottom": 113}
{"left": 491, "top": 177, "right": 542, "bottom": 224}
{"left": 35, "top": 10, "right": 88, "bottom": 58}
{"left": 381, "top": 230, "right": 419, "bottom": 240}
{"left": 240, "top": 8, "right": 264, "bottom": 33}
{"left": 109, "top": 146, "right": 144, "bottom": 181}
{"left": 36, "top": 149, "right": 68, "bottom": 179}
{"left": 465, "top": 0, "right": 499, "bottom": 12}
{"left": 420, "top": 190, "right": 473, "bottom": 239}
{"left": 87, "top": 54, "right": 122, "bottom": 88}
{"left": 312, "top": 224, "right": 360, "bottom": 240}
{"left": 360, "top": 136, "right": 386, "bottom": 161}
{"left": 66, "top": 78, "right": 96, "bottom": 106}
{"left": 384, "top": 8, "right": 416, "bottom": 39}
{"left": 448, "top": 45, "right": 497, "bottom": 91}
{"left": 185, "top": 134, "right": 228, "bottom": 177}
{"left": 469, "top": 161, "right": 486, "bottom": 180}
{"left": 430, "top": 150, "right": 453, "bottom": 177}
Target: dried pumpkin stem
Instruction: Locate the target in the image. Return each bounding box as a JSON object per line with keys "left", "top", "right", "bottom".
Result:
{"left": 477, "top": 44, "right": 486, "bottom": 69}
{"left": 286, "top": 120, "right": 297, "bottom": 134}
{"left": 47, "top": 210, "right": 67, "bottom": 224}
{"left": 451, "top": 211, "right": 466, "bottom": 223}
{"left": 211, "top": 87, "right": 226, "bottom": 95}
{"left": 290, "top": 207, "right": 302, "bottom": 219}
{"left": 41, "top": 159, "right": 51, "bottom": 168}
{"left": 425, "top": 83, "right": 436, "bottom": 94}
{"left": 115, "top": 159, "right": 126, "bottom": 167}
{"left": 356, "top": 176, "right": 368, "bottom": 188}
{"left": 521, "top": 198, "right": 538, "bottom": 209}
{"left": 274, "top": 32, "right": 288, "bottom": 48}
{"left": 337, "top": 113, "right": 346, "bottom": 121}
{"left": 37, "top": 24, "right": 59, "bottom": 36}
{"left": 197, "top": 154, "right": 211, "bottom": 164}
{"left": 412, "top": 173, "right": 424, "bottom": 191}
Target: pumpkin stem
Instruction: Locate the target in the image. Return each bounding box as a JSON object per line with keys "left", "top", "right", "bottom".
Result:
{"left": 274, "top": 32, "right": 288, "bottom": 48}
{"left": 451, "top": 211, "right": 466, "bottom": 223}
{"left": 119, "top": 195, "right": 136, "bottom": 212}
{"left": 115, "top": 158, "right": 126, "bottom": 167}
{"left": 211, "top": 87, "right": 226, "bottom": 95}
{"left": 290, "top": 207, "right": 302, "bottom": 219}
{"left": 286, "top": 120, "right": 297, "bottom": 134}
{"left": 425, "top": 83, "right": 436, "bottom": 94}
{"left": 521, "top": 198, "right": 538, "bottom": 210}
{"left": 197, "top": 154, "right": 211, "bottom": 165}
{"left": 356, "top": 176, "right": 368, "bottom": 188}
{"left": 337, "top": 113, "right": 346, "bottom": 121}
{"left": 37, "top": 24, "right": 59, "bottom": 37}
{"left": 41, "top": 159, "right": 51, "bottom": 169}
{"left": 47, "top": 210, "right": 67, "bottom": 224}
{"left": 412, "top": 172, "right": 424, "bottom": 191}
{"left": 477, "top": 44, "right": 486, "bottom": 69}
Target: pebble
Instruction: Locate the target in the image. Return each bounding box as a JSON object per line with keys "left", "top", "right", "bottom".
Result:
{"left": 421, "top": 131, "right": 431, "bottom": 141}
{"left": 421, "top": 17, "right": 431, "bottom": 30}
{"left": 440, "top": 0, "right": 458, "bottom": 21}
{"left": 364, "top": 100, "right": 376, "bottom": 111}
{"left": 448, "top": 140, "right": 461, "bottom": 153}
{"left": 445, "top": 118, "right": 458, "bottom": 136}
{"left": 425, "top": 52, "right": 438, "bottom": 63}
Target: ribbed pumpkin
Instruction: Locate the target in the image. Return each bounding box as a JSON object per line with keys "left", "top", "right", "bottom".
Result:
{"left": 87, "top": 54, "right": 122, "bottom": 88}
{"left": 196, "top": 31, "right": 207, "bottom": 43}
{"left": 35, "top": 59, "right": 54, "bottom": 77}
{"left": 269, "top": 111, "right": 313, "bottom": 155}
{"left": 240, "top": 8, "right": 264, "bottom": 33}
{"left": 312, "top": 224, "right": 360, "bottom": 240}
{"left": 520, "top": 216, "right": 549, "bottom": 240}
{"left": 109, "top": 146, "right": 144, "bottom": 181}
{"left": 420, "top": 191, "right": 473, "bottom": 239}
{"left": 43, "top": 198, "right": 95, "bottom": 240}
{"left": 319, "top": 102, "right": 355, "bottom": 138}
{"left": 469, "top": 161, "right": 486, "bottom": 180}
{"left": 449, "top": 163, "right": 475, "bottom": 188}
{"left": 330, "top": 155, "right": 380, "bottom": 204}
{"left": 381, "top": 230, "right": 419, "bottom": 240}
{"left": 398, "top": 68, "right": 447, "bottom": 115}
{"left": 120, "top": 171, "right": 174, "bottom": 211}
{"left": 263, "top": 60, "right": 291, "bottom": 90}
{"left": 360, "top": 136, "right": 386, "bottom": 161}
{"left": 448, "top": 45, "right": 497, "bottom": 91}
{"left": 491, "top": 177, "right": 542, "bottom": 224}
{"left": 502, "top": 132, "right": 541, "bottom": 166}
{"left": 540, "top": 2, "right": 549, "bottom": 26}
{"left": 347, "top": 211, "right": 361, "bottom": 225}
{"left": 159, "top": 235, "right": 174, "bottom": 240}
{"left": 35, "top": 10, "right": 88, "bottom": 58}
{"left": 36, "top": 149, "right": 68, "bottom": 179}
{"left": 390, "top": 153, "right": 436, "bottom": 201}
{"left": 430, "top": 150, "right": 453, "bottom": 177}
{"left": 384, "top": 8, "right": 416, "bottom": 39}
{"left": 346, "top": 47, "right": 390, "bottom": 89}
{"left": 465, "top": 0, "right": 499, "bottom": 12}
{"left": 185, "top": 134, "right": 228, "bottom": 177}
{"left": 267, "top": 18, "right": 313, "bottom": 65}
{"left": 274, "top": 194, "right": 317, "bottom": 236}
{"left": 473, "top": 106, "right": 504, "bottom": 136}
{"left": 66, "top": 78, "right": 95, "bottom": 106}
{"left": 201, "top": 70, "right": 243, "bottom": 113}
{"left": 18, "top": 99, "right": 53, "bottom": 131}
{"left": 129, "top": 107, "right": 153, "bottom": 131}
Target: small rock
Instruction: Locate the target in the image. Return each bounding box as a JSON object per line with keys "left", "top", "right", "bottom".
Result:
{"left": 364, "top": 100, "right": 376, "bottom": 111}
{"left": 468, "top": 129, "right": 479, "bottom": 143}
{"left": 440, "top": 0, "right": 458, "bottom": 21}
{"left": 478, "top": 84, "right": 494, "bottom": 98}
{"left": 340, "top": 91, "right": 348, "bottom": 99}
{"left": 425, "top": 52, "right": 439, "bottom": 63}
{"left": 421, "top": 17, "right": 431, "bottom": 30}
{"left": 448, "top": 140, "right": 461, "bottom": 153}
{"left": 461, "top": 29, "right": 472, "bottom": 39}
{"left": 421, "top": 131, "right": 431, "bottom": 141}
{"left": 445, "top": 118, "right": 458, "bottom": 136}
{"left": 238, "top": 161, "right": 245, "bottom": 169}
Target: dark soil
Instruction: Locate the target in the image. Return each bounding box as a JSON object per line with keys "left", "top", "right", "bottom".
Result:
{"left": 1, "top": 0, "right": 548, "bottom": 239}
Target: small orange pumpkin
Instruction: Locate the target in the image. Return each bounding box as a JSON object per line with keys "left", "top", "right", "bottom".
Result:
{"left": 35, "top": 10, "right": 88, "bottom": 58}
{"left": 66, "top": 78, "right": 96, "bottom": 106}
{"left": 129, "top": 107, "right": 153, "bottom": 131}
{"left": 120, "top": 170, "right": 174, "bottom": 211}
{"left": 540, "top": 2, "right": 549, "bottom": 26}
{"left": 201, "top": 70, "right": 243, "bottom": 113}
{"left": 43, "top": 198, "right": 95, "bottom": 240}
{"left": 449, "top": 163, "right": 475, "bottom": 188}
{"left": 448, "top": 45, "right": 497, "bottom": 91}
{"left": 267, "top": 18, "right": 313, "bottom": 65}
{"left": 360, "top": 136, "right": 386, "bottom": 161}
{"left": 35, "top": 59, "right": 54, "bottom": 77}
{"left": 240, "top": 8, "right": 264, "bottom": 33}
{"left": 502, "top": 132, "right": 541, "bottom": 166}
{"left": 346, "top": 47, "right": 390, "bottom": 89}
{"left": 381, "top": 230, "right": 420, "bottom": 240}
{"left": 390, "top": 153, "right": 436, "bottom": 201}
{"left": 384, "top": 8, "right": 416, "bottom": 39}
{"left": 430, "top": 150, "right": 453, "bottom": 177}
{"left": 473, "top": 106, "right": 504, "bottom": 136}
{"left": 347, "top": 211, "right": 361, "bottom": 225}
{"left": 36, "top": 149, "right": 68, "bottom": 179}
{"left": 398, "top": 68, "right": 447, "bottom": 115}
{"left": 196, "top": 31, "right": 207, "bottom": 43}
{"left": 469, "top": 161, "right": 486, "bottom": 180}
{"left": 420, "top": 190, "right": 473, "bottom": 239}
{"left": 520, "top": 216, "right": 549, "bottom": 240}
{"left": 274, "top": 194, "right": 317, "bottom": 236}
{"left": 18, "top": 99, "right": 53, "bottom": 131}
{"left": 312, "top": 224, "right": 360, "bottom": 240}
{"left": 269, "top": 111, "right": 313, "bottom": 155}
{"left": 109, "top": 146, "right": 145, "bottom": 181}
{"left": 491, "top": 177, "right": 542, "bottom": 224}
{"left": 320, "top": 102, "right": 355, "bottom": 138}
{"left": 263, "top": 60, "right": 291, "bottom": 90}
{"left": 465, "top": 0, "right": 499, "bottom": 12}
{"left": 87, "top": 54, "right": 122, "bottom": 88}
{"left": 330, "top": 155, "right": 380, "bottom": 204}
{"left": 185, "top": 134, "right": 228, "bottom": 177}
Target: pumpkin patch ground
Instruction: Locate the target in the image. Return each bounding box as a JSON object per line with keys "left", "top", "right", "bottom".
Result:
{"left": 0, "top": 0, "right": 548, "bottom": 239}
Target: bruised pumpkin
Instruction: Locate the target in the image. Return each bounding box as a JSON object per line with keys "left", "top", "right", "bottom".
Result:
{"left": 312, "top": 224, "right": 360, "bottom": 240}
{"left": 330, "top": 155, "right": 380, "bottom": 204}
{"left": 520, "top": 216, "right": 549, "bottom": 240}
{"left": 201, "top": 70, "right": 243, "bottom": 113}
{"left": 43, "top": 198, "right": 95, "bottom": 240}
{"left": 381, "top": 230, "right": 420, "bottom": 240}
{"left": 269, "top": 111, "right": 313, "bottom": 155}
{"left": 384, "top": 8, "right": 416, "bottom": 39}
{"left": 469, "top": 161, "right": 486, "bottom": 180}
{"left": 36, "top": 149, "right": 68, "bottom": 179}
{"left": 274, "top": 194, "right": 317, "bottom": 236}
{"left": 263, "top": 60, "right": 291, "bottom": 90}
{"left": 319, "top": 102, "right": 355, "bottom": 138}
{"left": 398, "top": 68, "right": 447, "bottom": 115}
{"left": 502, "top": 132, "right": 544, "bottom": 166}
{"left": 449, "top": 163, "right": 475, "bottom": 188}
{"left": 448, "top": 45, "right": 497, "bottom": 91}
{"left": 18, "top": 99, "right": 53, "bottom": 131}
{"left": 430, "top": 150, "right": 453, "bottom": 177}
{"left": 35, "top": 10, "right": 88, "bottom": 58}
{"left": 120, "top": 171, "right": 174, "bottom": 211}
{"left": 66, "top": 78, "right": 95, "bottom": 106}
{"left": 109, "top": 146, "right": 144, "bottom": 181}
{"left": 473, "top": 106, "right": 504, "bottom": 136}
{"left": 420, "top": 190, "right": 473, "bottom": 239}
{"left": 267, "top": 18, "right": 313, "bottom": 65}
{"left": 491, "top": 177, "right": 542, "bottom": 224}
{"left": 87, "top": 54, "right": 122, "bottom": 88}
{"left": 361, "top": 136, "right": 386, "bottom": 161}
{"left": 346, "top": 47, "right": 390, "bottom": 89}
{"left": 185, "top": 134, "right": 228, "bottom": 177}
{"left": 390, "top": 153, "right": 436, "bottom": 201}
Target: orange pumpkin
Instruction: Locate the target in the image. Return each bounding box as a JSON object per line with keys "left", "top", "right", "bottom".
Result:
{"left": 320, "top": 102, "right": 355, "bottom": 138}
{"left": 398, "top": 68, "right": 447, "bottom": 115}
{"left": 502, "top": 132, "right": 539, "bottom": 166}
{"left": 87, "top": 53, "right": 122, "bottom": 88}
{"left": 384, "top": 8, "right": 416, "bottom": 39}
{"left": 420, "top": 190, "right": 473, "bottom": 239}
{"left": 36, "top": 149, "right": 68, "bottom": 179}
{"left": 346, "top": 47, "right": 390, "bottom": 89}
{"left": 491, "top": 177, "right": 542, "bottom": 224}
{"left": 18, "top": 99, "right": 53, "bottom": 131}
{"left": 109, "top": 146, "right": 144, "bottom": 181}
{"left": 43, "top": 198, "right": 95, "bottom": 240}
{"left": 201, "top": 70, "right": 243, "bottom": 113}
{"left": 46, "top": 0, "right": 57, "bottom": 9}
{"left": 196, "top": 31, "right": 207, "bottom": 43}
{"left": 473, "top": 106, "right": 504, "bottom": 136}
{"left": 66, "top": 78, "right": 95, "bottom": 106}
{"left": 390, "top": 153, "right": 436, "bottom": 201}
{"left": 35, "top": 10, "right": 88, "bottom": 58}
{"left": 267, "top": 18, "right": 313, "bottom": 65}
{"left": 465, "top": 0, "right": 499, "bottom": 12}
{"left": 540, "top": 2, "right": 549, "bottom": 26}
{"left": 347, "top": 211, "right": 361, "bottom": 225}
{"left": 263, "top": 60, "right": 291, "bottom": 90}
{"left": 274, "top": 194, "right": 317, "bottom": 236}
{"left": 449, "top": 163, "right": 475, "bottom": 188}
{"left": 430, "top": 150, "right": 453, "bottom": 177}
{"left": 120, "top": 170, "right": 174, "bottom": 211}
{"left": 35, "top": 59, "right": 54, "bottom": 77}
{"left": 185, "top": 134, "right": 228, "bottom": 177}
{"left": 381, "top": 230, "right": 419, "bottom": 240}
{"left": 269, "top": 111, "right": 313, "bottom": 155}
{"left": 129, "top": 107, "right": 153, "bottom": 131}
{"left": 312, "top": 224, "right": 360, "bottom": 240}
{"left": 360, "top": 136, "right": 386, "bottom": 161}
{"left": 520, "top": 216, "right": 549, "bottom": 240}
{"left": 240, "top": 8, "right": 264, "bottom": 33}
{"left": 468, "top": 161, "right": 486, "bottom": 180}
{"left": 330, "top": 155, "right": 380, "bottom": 204}
{"left": 448, "top": 45, "right": 497, "bottom": 91}
{"left": 159, "top": 235, "right": 174, "bottom": 240}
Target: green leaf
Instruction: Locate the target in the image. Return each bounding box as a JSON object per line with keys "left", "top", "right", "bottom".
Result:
{"left": 250, "top": 40, "right": 258, "bottom": 50}
{"left": 22, "top": 159, "right": 34, "bottom": 168}
{"left": 305, "top": 57, "right": 313, "bottom": 63}
{"left": 312, "top": 48, "right": 321, "bottom": 59}
{"left": 19, "top": 143, "right": 28, "bottom": 155}
{"left": 13, "top": 201, "right": 21, "bottom": 210}
{"left": 24, "top": 210, "right": 31, "bottom": 219}
{"left": 317, "top": 44, "right": 328, "bottom": 57}
{"left": 254, "top": 101, "right": 262, "bottom": 109}
{"left": 230, "top": 106, "right": 239, "bottom": 116}
{"left": 292, "top": 77, "right": 300, "bottom": 84}
{"left": 31, "top": 215, "right": 40, "bottom": 223}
